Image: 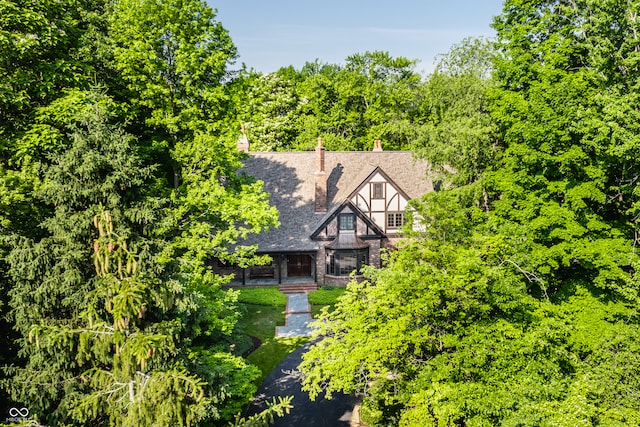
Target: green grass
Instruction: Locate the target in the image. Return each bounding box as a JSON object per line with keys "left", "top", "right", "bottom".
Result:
{"left": 233, "top": 287, "right": 308, "bottom": 385}
{"left": 308, "top": 286, "right": 347, "bottom": 306}
{"left": 232, "top": 286, "right": 348, "bottom": 385}
{"left": 309, "top": 286, "right": 347, "bottom": 318}
{"left": 236, "top": 303, "right": 310, "bottom": 385}
{"left": 236, "top": 286, "right": 286, "bottom": 306}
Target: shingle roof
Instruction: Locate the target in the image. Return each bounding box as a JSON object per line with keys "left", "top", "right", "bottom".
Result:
{"left": 239, "top": 150, "right": 432, "bottom": 252}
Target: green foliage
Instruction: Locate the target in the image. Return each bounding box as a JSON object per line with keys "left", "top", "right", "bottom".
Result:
{"left": 300, "top": 3, "right": 640, "bottom": 425}
{"left": 232, "top": 51, "right": 424, "bottom": 151}
{"left": 3, "top": 91, "right": 274, "bottom": 424}
{"left": 4, "top": 98, "right": 160, "bottom": 424}
{"left": 0, "top": 0, "right": 108, "bottom": 142}
{"left": 231, "top": 396, "right": 293, "bottom": 427}
{"left": 0, "top": 1, "right": 280, "bottom": 424}
{"left": 109, "top": 0, "right": 236, "bottom": 135}
{"left": 302, "top": 192, "right": 640, "bottom": 426}
{"left": 488, "top": 0, "right": 640, "bottom": 301}
{"left": 166, "top": 130, "right": 278, "bottom": 265}
{"left": 7, "top": 95, "right": 157, "bottom": 337}
{"left": 234, "top": 72, "right": 302, "bottom": 151}
{"left": 414, "top": 38, "right": 499, "bottom": 190}
{"left": 29, "top": 212, "right": 208, "bottom": 426}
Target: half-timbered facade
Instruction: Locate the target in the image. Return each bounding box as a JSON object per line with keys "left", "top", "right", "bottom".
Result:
{"left": 218, "top": 138, "right": 433, "bottom": 286}
{"left": 348, "top": 167, "right": 412, "bottom": 235}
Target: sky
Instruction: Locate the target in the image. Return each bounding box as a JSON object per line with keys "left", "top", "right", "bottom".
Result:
{"left": 209, "top": 0, "right": 505, "bottom": 75}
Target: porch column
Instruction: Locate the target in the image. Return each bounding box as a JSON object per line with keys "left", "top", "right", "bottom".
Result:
{"left": 310, "top": 253, "right": 317, "bottom": 282}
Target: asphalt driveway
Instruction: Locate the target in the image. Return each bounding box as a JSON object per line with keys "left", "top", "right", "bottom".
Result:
{"left": 246, "top": 339, "right": 358, "bottom": 426}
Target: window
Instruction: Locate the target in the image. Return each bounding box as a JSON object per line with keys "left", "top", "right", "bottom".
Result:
{"left": 387, "top": 212, "right": 405, "bottom": 229}
{"left": 339, "top": 214, "right": 355, "bottom": 231}
{"left": 372, "top": 182, "right": 385, "bottom": 199}
{"left": 326, "top": 249, "right": 369, "bottom": 276}
{"left": 339, "top": 254, "right": 357, "bottom": 275}
{"left": 359, "top": 252, "right": 368, "bottom": 269}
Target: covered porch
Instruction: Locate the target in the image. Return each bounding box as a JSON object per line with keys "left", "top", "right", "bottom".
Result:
{"left": 224, "top": 251, "right": 317, "bottom": 286}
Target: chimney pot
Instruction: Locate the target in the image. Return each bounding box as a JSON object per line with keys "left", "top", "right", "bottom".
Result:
{"left": 373, "top": 139, "right": 383, "bottom": 151}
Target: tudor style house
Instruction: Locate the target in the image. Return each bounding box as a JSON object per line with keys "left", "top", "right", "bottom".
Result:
{"left": 218, "top": 137, "right": 433, "bottom": 286}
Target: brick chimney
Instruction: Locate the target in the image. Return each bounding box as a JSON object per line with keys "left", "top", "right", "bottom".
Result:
{"left": 314, "top": 137, "right": 327, "bottom": 213}
{"left": 237, "top": 124, "right": 249, "bottom": 153}
{"left": 373, "top": 139, "right": 383, "bottom": 151}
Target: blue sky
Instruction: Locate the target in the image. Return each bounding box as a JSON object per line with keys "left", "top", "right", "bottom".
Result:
{"left": 209, "top": 1, "right": 505, "bottom": 74}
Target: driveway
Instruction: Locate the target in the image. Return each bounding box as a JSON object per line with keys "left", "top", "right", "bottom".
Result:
{"left": 246, "top": 340, "right": 358, "bottom": 426}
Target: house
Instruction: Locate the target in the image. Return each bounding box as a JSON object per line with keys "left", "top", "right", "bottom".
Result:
{"left": 218, "top": 136, "right": 433, "bottom": 287}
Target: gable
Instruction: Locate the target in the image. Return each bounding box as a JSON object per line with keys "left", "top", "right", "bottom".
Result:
{"left": 310, "top": 201, "right": 385, "bottom": 241}
{"left": 347, "top": 167, "right": 412, "bottom": 234}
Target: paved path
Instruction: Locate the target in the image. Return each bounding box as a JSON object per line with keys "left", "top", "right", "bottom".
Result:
{"left": 246, "top": 340, "right": 357, "bottom": 426}
{"left": 276, "top": 293, "right": 314, "bottom": 337}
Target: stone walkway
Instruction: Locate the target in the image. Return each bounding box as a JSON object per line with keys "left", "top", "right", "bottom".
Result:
{"left": 276, "top": 293, "right": 314, "bottom": 337}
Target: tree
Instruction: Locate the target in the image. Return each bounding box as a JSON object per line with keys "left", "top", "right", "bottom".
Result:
{"left": 229, "top": 52, "right": 425, "bottom": 152}
{"left": 106, "top": 0, "right": 278, "bottom": 279}
{"left": 301, "top": 191, "right": 640, "bottom": 426}
{"left": 2, "top": 0, "right": 281, "bottom": 422}
{"left": 4, "top": 95, "right": 161, "bottom": 424}
{"left": 489, "top": 0, "right": 640, "bottom": 299}
{"left": 0, "top": 0, "right": 116, "bottom": 414}
{"left": 232, "top": 70, "right": 303, "bottom": 151}
{"left": 414, "top": 38, "right": 499, "bottom": 194}
{"left": 108, "top": 0, "right": 237, "bottom": 188}
{"left": 28, "top": 210, "right": 213, "bottom": 426}
{"left": 0, "top": 0, "right": 109, "bottom": 145}
{"left": 4, "top": 92, "right": 276, "bottom": 425}
{"left": 300, "top": 1, "right": 640, "bottom": 425}
{"left": 296, "top": 52, "right": 423, "bottom": 151}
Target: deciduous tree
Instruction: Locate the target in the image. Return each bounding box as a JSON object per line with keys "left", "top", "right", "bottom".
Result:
{"left": 300, "top": 2, "right": 640, "bottom": 426}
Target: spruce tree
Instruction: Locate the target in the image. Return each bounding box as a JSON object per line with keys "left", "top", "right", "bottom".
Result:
{"left": 5, "top": 94, "right": 159, "bottom": 424}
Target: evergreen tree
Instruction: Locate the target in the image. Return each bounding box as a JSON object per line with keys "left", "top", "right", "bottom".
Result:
{"left": 0, "top": 0, "right": 115, "bottom": 413}
{"left": 4, "top": 95, "right": 160, "bottom": 424}
{"left": 29, "top": 209, "right": 211, "bottom": 426}
{"left": 4, "top": 92, "right": 277, "bottom": 425}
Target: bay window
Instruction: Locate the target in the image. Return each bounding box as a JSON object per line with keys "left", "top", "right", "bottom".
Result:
{"left": 326, "top": 248, "right": 369, "bottom": 276}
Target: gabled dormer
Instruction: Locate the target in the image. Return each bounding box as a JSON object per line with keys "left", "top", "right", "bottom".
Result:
{"left": 310, "top": 200, "right": 385, "bottom": 241}
{"left": 347, "top": 166, "right": 411, "bottom": 234}
{"left": 311, "top": 201, "right": 384, "bottom": 277}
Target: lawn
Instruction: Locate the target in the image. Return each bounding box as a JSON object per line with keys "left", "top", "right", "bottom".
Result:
{"left": 232, "top": 286, "right": 347, "bottom": 385}
{"left": 308, "top": 286, "right": 347, "bottom": 317}
{"left": 238, "top": 304, "right": 309, "bottom": 385}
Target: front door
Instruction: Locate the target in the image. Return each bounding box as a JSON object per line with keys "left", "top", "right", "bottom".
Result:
{"left": 287, "top": 254, "right": 312, "bottom": 277}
